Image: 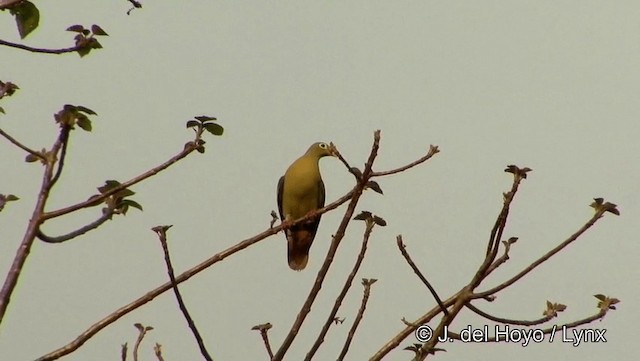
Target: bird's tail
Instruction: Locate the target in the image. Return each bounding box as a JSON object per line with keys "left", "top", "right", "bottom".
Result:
{"left": 287, "top": 228, "right": 314, "bottom": 271}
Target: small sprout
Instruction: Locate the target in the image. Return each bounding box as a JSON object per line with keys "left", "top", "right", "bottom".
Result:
{"left": 333, "top": 317, "right": 345, "bottom": 325}
{"left": 134, "top": 323, "right": 154, "bottom": 332}
{"left": 590, "top": 198, "right": 620, "bottom": 216}
{"left": 153, "top": 343, "right": 163, "bottom": 360}
{"left": 594, "top": 294, "right": 620, "bottom": 312}
{"left": 361, "top": 278, "right": 378, "bottom": 286}
{"left": 0, "top": 80, "right": 19, "bottom": 99}
{"left": 366, "top": 180, "right": 384, "bottom": 194}
{"left": 543, "top": 300, "right": 567, "bottom": 318}
{"left": 251, "top": 322, "right": 272, "bottom": 331}
{"left": 54, "top": 104, "right": 97, "bottom": 131}
{"left": 269, "top": 210, "right": 278, "bottom": 228}
{"left": 373, "top": 215, "right": 387, "bottom": 226}
{"left": 0, "top": 194, "right": 19, "bottom": 212}
{"left": 504, "top": 165, "right": 532, "bottom": 179}
{"left": 353, "top": 211, "right": 372, "bottom": 221}
{"left": 403, "top": 344, "right": 446, "bottom": 355}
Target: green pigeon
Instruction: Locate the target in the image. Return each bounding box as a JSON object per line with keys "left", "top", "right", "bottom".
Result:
{"left": 277, "top": 142, "right": 334, "bottom": 270}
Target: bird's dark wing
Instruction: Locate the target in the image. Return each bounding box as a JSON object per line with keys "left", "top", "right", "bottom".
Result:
{"left": 277, "top": 175, "right": 285, "bottom": 221}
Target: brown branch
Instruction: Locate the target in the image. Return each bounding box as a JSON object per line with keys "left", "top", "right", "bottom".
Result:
{"left": 152, "top": 226, "right": 213, "bottom": 361}
{"left": 37, "top": 189, "right": 355, "bottom": 361}
{"left": 132, "top": 323, "right": 153, "bottom": 361}
{"left": 49, "top": 126, "right": 71, "bottom": 188}
{"left": 120, "top": 343, "right": 127, "bottom": 361}
{"left": 0, "top": 132, "right": 65, "bottom": 323}
{"left": 371, "top": 144, "right": 439, "bottom": 177}
{"left": 464, "top": 302, "right": 553, "bottom": 326}
{"left": 396, "top": 235, "right": 449, "bottom": 317}
{"left": 304, "top": 219, "right": 375, "bottom": 361}
{"left": 369, "top": 292, "right": 462, "bottom": 360}
{"left": 473, "top": 211, "right": 604, "bottom": 300}
{"left": 271, "top": 130, "right": 381, "bottom": 361}
{"left": 42, "top": 139, "right": 203, "bottom": 220}
{"left": 0, "top": 38, "right": 83, "bottom": 55}
{"left": 37, "top": 208, "right": 114, "bottom": 243}
{"left": 251, "top": 323, "right": 273, "bottom": 359}
{"left": 446, "top": 310, "right": 607, "bottom": 343}
{"left": 153, "top": 343, "right": 164, "bottom": 361}
{"left": 336, "top": 278, "right": 376, "bottom": 361}
{"left": 0, "top": 127, "right": 44, "bottom": 160}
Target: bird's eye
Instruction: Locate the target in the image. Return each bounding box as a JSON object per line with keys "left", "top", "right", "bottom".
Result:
{"left": 319, "top": 143, "right": 328, "bottom": 149}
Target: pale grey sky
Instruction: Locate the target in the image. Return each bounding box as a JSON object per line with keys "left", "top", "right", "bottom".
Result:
{"left": 1, "top": 2, "right": 638, "bottom": 360}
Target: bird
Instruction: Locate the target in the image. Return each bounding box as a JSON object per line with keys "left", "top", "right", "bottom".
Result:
{"left": 277, "top": 142, "right": 334, "bottom": 270}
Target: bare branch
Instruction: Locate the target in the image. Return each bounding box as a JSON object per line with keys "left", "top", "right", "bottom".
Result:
{"left": 152, "top": 225, "right": 213, "bottom": 361}
{"left": 0, "top": 127, "right": 44, "bottom": 160}
{"left": 132, "top": 323, "right": 153, "bottom": 361}
{"left": 42, "top": 138, "right": 203, "bottom": 220}
{"left": 371, "top": 144, "right": 439, "bottom": 177}
{"left": 396, "top": 235, "right": 449, "bottom": 317}
{"left": 464, "top": 302, "right": 554, "bottom": 326}
{"left": 473, "top": 211, "right": 605, "bottom": 300}
{"left": 0, "top": 38, "right": 84, "bottom": 55}
{"left": 37, "top": 208, "right": 114, "bottom": 243}
{"left": 305, "top": 218, "right": 376, "bottom": 360}
{"left": 336, "top": 278, "right": 376, "bottom": 361}
{"left": 0, "top": 130, "right": 66, "bottom": 322}
{"left": 37, "top": 189, "right": 355, "bottom": 360}
{"left": 251, "top": 323, "right": 273, "bottom": 359}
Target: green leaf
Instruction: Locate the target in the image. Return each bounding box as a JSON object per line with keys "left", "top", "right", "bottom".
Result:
{"left": 195, "top": 115, "right": 217, "bottom": 122}
{"left": 66, "top": 24, "right": 85, "bottom": 33}
{"left": 10, "top": 1, "right": 39, "bottom": 39}
{"left": 186, "top": 120, "right": 199, "bottom": 128}
{"left": 76, "top": 115, "right": 92, "bottom": 132}
{"left": 90, "top": 38, "right": 103, "bottom": 49}
{"left": 98, "top": 180, "right": 122, "bottom": 193}
{"left": 91, "top": 24, "right": 109, "bottom": 36}
{"left": 77, "top": 46, "right": 91, "bottom": 58}
{"left": 121, "top": 199, "right": 143, "bottom": 212}
{"left": 76, "top": 105, "right": 97, "bottom": 115}
{"left": 203, "top": 122, "right": 224, "bottom": 136}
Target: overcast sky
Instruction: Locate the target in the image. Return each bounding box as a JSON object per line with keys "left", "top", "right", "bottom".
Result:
{"left": 1, "top": 2, "right": 638, "bottom": 360}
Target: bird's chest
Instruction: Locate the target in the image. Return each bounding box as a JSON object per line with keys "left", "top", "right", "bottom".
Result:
{"left": 285, "top": 165, "right": 320, "bottom": 199}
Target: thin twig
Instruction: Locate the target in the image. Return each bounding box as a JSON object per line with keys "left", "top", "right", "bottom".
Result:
{"left": 336, "top": 278, "right": 376, "bottom": 361}
{"left": 0, "top": 132, "right": 65, "bottom": 323}
{"left": 305, "top": 219, "right": 375, "bottom": 361}
{"left": 371, "top": 145, "right": 439, "bottom": 177}
{"left": 43, "top": 139, "right": 202, "bottom": 220}
{"left": 37, "top": 189, "right": 355, "bottom": 361}
{"left": 37, "top": 209, "right": 114, "bottom": 243}
{"left": 0, "top": 38, "right": 83, "bottom": 55}
{"left": 0, "top": 127, "right": 44, "bottom": 160}
{"left": 271, "top": 130, "right": 381, "bottom": 361}
{"left": 445, "top": 310, "right": 607, "bottom": 342}
{"left": 473, "top": 212, "right": 604, "bottom": 300}
{"left": 49, "top": 126, "right": 71, "bottom": 188}
{"left": 396, "top": 235, "right": 449, "bottom": 317}
{"left": 152, "top": 226, "right": 213, "bottom": 361}
{"left": 251, "top": 323, "right": 273, "bottom": 359}
{"left": 464, "top": 302, "right": 553, "bottom": 326}
{"left": 132, "top": 323, "right": 152, "bottom": 361}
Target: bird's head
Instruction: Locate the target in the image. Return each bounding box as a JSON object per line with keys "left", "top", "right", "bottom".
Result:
{"left": 306, "top": 142, "right": 336, "bottom": 159}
